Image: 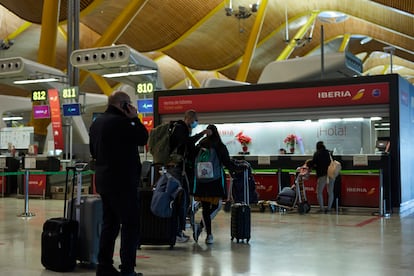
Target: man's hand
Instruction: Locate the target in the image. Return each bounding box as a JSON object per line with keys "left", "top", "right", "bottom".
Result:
{"left": 202, "top": 129, "right": 213, "bottom": 136}
{"left": 124, "top": 104, "right": 138, "bottom": 119}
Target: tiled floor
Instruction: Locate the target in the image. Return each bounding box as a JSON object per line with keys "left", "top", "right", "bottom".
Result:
{"left": 0, "top": 197, "right": 413, "bottom": 276}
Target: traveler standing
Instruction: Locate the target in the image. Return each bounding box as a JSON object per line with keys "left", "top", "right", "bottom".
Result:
{"left": 310, "top": 141, "right": 335, "bottom": 213}
{"left": 193, "top": 124, "right": 245, "bottom": 244}
{"left": 90, "top": 91, "right": 148, "bottom": 276}
{"left": 169, "top": 109, "right": 211, "bottom": 242}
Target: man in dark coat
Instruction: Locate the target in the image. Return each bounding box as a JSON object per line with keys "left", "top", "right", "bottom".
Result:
{"left": 90, "top": 91, "right": 148, "bottom": 276}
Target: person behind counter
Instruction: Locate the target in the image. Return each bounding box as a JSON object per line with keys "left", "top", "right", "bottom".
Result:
{"left": 309, "top": 141, "right": 335, "bottom": 214}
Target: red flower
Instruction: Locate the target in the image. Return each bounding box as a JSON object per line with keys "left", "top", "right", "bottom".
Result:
{"left": 284, "top": 134, "right": 297, "bottom": 145}
{"left": 235, "top": 131, "right": 252, "bottom": 146}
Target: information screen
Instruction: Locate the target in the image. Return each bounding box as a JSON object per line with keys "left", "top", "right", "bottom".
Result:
{"left": 62, "top": 103, "right": 81, "bottom": 116}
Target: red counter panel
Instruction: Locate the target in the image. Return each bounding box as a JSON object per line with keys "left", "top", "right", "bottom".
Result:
{"left": 301, "top": 175, "right": 327, "bottom": 206}
{"left": 24, "top": 174, "right": 46, "bottom": 196}
{"left": 254, "top": 174, "right": 278, "bottom": 201}
{"left": 0, "top": 175, "right": 5, "bottom": 195}
{"left": 341, "top": 175, "right": 379, "bottom": 207}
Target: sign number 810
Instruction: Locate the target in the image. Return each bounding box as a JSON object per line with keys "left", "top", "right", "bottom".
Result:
{"left": 136, "top": 82, "right": 154, "bottom": 94}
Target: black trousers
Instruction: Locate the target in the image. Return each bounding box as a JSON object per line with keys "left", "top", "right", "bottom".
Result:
{"left": 98, "top": 190, "right": 139, "bottom": 273}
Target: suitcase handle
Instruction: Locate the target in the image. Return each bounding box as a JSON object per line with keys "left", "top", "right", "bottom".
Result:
{"left": 64, "top": 166, "right": 77, "bottom": 220}
{"left": 244, "top": 166, "right": 249, "bottom": 205}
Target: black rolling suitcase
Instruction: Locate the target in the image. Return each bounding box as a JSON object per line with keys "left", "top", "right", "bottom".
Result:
{"left": 137, "top": 164, "right": 180, "bottom": 249}
{"left": 41, "top": 167, "right": 79, "bottom": 272}
{"left": 67, "top": 163, "right": 102, "bottom": 267}
{"left": 231, "top": 167, "right": 251, "bottom": 243}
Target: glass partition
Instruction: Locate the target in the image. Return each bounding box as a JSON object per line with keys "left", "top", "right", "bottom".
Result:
{"left": 194, "top": 117, "right": 389, "bottom": 155}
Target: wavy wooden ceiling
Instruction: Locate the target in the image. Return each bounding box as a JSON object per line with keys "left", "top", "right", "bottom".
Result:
{"left": 0, "top": 0, "right": 412, "bottom": 97}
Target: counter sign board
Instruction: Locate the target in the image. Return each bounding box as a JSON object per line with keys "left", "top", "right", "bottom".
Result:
{"left": 137, "top": 99, "right": 153, "bottom": 113}
{"left": 63, "top": 103, "right": 81, "bottom": 116}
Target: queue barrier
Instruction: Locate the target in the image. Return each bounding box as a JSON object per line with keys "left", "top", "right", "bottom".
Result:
{"left": 0, "top": 170, "right": 95, "bottom": 218}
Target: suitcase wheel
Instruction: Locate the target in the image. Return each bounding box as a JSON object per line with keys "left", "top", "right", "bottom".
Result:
{"left": 224, "top": 201, "right": 232, "bottom": 213}
{"left": 259, "top": 204, "right": 266, "bottom": 213}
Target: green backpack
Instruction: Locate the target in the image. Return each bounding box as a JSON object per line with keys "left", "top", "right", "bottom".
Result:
{"left": 148, "top": 122, "right": 177, "bottom": 164}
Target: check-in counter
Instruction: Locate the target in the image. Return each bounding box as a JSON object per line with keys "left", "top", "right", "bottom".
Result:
{"left": 230, "top": 154, "right": 389, "bottom": 210}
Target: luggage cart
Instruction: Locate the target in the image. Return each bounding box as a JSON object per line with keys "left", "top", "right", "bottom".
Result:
{"left": 276, "top": 164, "right": 311, "bottom": 214}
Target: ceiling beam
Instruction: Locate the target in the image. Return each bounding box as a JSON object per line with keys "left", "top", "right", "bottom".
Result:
{"left": 236, "top": 0, "right": 268, "bottom": 82}
{"left": 276, "top": 11, "right": 319, "bottom": 61}
{"left": 38, "top": 0, "right": 60, "bottom": 66}
{"left": 79, "top": 0, "right": 150, "bottom": 86}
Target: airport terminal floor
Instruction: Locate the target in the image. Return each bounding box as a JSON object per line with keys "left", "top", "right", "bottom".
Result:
{"left": 0, "top": 197, "right": 413, "bottom": 276}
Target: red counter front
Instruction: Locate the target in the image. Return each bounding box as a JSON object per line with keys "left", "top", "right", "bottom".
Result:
{"left": 24, "top": 174, "right": 47, "bottom": 196}
{"left": 341, "top": 174, "right": 379, "bottom": 207}
{"left": 301, "top": 175, "right": 327, "bottom": 206}
{"left": 254, "top": 174, "right": 279, "bottom": 201}
{"left": 0, "top": 175, "right": 5, "bottom": 195}
{"left": 302, "top": 174, "right": 379, "bottom": 208}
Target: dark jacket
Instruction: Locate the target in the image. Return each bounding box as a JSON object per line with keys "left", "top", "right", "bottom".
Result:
{"left": 89, "top": 105, "right": 148, "bottom": 195}
{"left": 169, "top": 120, "right": 205, "bottom": 166}
{"left": 193, "top": 137, "right": 241, "bottom": 198}
{"left": 311, "top": 148, "right": 331, "bottom": 177}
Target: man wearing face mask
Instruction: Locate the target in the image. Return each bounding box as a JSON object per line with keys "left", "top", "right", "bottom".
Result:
{"left": 169, "top": 109, "right": 211, "bottom": 242}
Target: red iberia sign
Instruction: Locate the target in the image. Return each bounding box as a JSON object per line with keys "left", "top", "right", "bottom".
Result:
{"left": 158, "top": 82, "right": 390, "bottom": 114}
{"left": 48, "top": 89, "right": 64, "bottom": 150}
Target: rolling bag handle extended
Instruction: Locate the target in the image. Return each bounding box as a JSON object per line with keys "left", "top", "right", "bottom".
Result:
{"left": 244, "top": 165, "right": 250, "bottom": 205}
{"left": 64, "top": 166, "right": 77, "bottom": 220}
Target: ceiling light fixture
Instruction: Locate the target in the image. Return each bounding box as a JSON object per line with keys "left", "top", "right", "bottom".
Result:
{"left": 13, "top": 77, "right": 59, "bottom": 84}
{"left": 70, "top": 44, "right": 164, "bottom": 90}
{"left": 0, "top": 57, "right": 67, "bottom": 90}
{"left": 2, "top": 116, "right": 23, "bottom": 121}
{"left": 103, "top": 69, "right": 157, "bottom": 78}
{"left": 225, "top": 1, "right": 259, "bottom": 19}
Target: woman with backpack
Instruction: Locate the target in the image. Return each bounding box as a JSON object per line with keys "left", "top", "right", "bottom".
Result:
{"left": 192, "top": 124, "right": 245, "bottom": 244}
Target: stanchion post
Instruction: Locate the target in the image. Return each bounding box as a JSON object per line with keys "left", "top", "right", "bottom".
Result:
{"left": 379, "top": 169, "right": 384, "bottom": 217}
{"left": 1, "top": 169, "right": 4, "bottom": 198}
{"left": 277, "top": 168, "right": 282, "bottom": 193}
{"left": 336, "top": 198, "right": 339, "bottom": 215}
{"left": 0, "top": 156, "right": 7, "bottom": 197}
{"left": 18, "top": 169, "right": 35, "bottom": 217}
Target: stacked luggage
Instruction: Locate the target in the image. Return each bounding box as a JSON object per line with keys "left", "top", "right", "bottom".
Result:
{"left": 41, "top": 163, "right": 102, "bottom": 272}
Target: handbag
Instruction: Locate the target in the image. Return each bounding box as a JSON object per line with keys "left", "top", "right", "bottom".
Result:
{"left": 327, "top": 154, "right": 341, "bottom": 180}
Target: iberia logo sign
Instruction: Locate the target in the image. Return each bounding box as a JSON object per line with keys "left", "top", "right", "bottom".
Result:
{"left": 352, "top": 89, "right": 365, "bottom": 100}
{"left": 317, "top": 87, "right": 383, "bottom": 102}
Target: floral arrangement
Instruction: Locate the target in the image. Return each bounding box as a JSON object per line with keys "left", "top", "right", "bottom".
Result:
{"left": 235, "top": 131, "right": 252, "bottom": 146}
{"left": 284, "top": 134, "right": 297, "bottom": 146}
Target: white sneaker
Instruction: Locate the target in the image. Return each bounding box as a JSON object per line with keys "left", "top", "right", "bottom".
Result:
{"left": 176, "top": 232, "right": 190, "bottom": 243}
{"left": 205, "top": 234, "right": 214, "bottom": 244}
